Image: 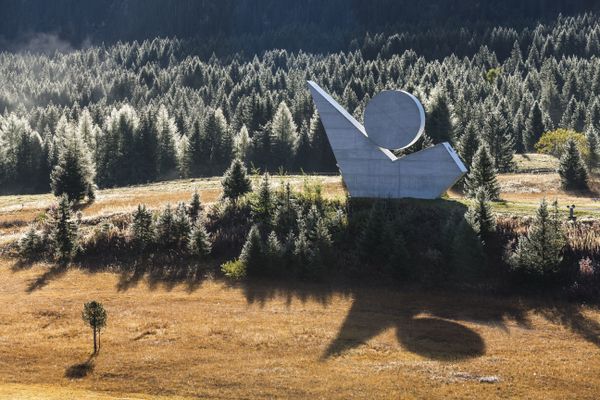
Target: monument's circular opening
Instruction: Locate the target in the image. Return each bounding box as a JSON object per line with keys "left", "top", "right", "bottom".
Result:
{"left": 364, "top": 90, "right": 425, "bottom": 150}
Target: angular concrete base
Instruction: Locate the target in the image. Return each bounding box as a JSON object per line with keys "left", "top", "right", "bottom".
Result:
{"left": 308, "top": 81, "right": 467, "bottom": 199}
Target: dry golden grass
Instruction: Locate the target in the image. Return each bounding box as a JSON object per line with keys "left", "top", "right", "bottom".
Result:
{"left": 512, "top": 153, "right": 560, "bottom": 172}
{"left": 3, "top": 168, "right": 600, "bottom": 398}
{"left": 1, "top": 170, "right": 599, "bottom": 242}
{"left": 448, "top": 171, "right": 600, "bottom": 217}
{"left": 0, "top": 175, "right": 345, "bottom": 244}
{"left": 1, "top": 260, "right": 600, "bottom": 399}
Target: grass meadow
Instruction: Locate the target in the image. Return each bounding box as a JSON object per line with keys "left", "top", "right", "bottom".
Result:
{"left": 1, "top": 156, "right": 600, "bottom": 399}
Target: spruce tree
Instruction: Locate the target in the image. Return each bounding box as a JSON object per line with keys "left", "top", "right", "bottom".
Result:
{"left": 136, "top": 110, "right": 159, "bottom": 183}
{"left": 586, "top": 126, "right": 599, "bottom": 168}
{"left": 524, "top": 102, "right": 545, "bottom": 151}
{"left": 156, "top": 106, "right": 178, "bottom": 177}
{"left": 115, "top": 105, "right": 139, "bottom": 185}
{"left": 50, "top": 194, "right": 78, "bottom": 263}
{"left": 50, "top": 125, "right": 95, "bottom": 203}
{"left": 509, "top": 199, "right": 565, "bottom": 275}
{"left": 188, "top": 222, "right": 212, "bottom": 257}
{"left": 458, "top": 122, "right": 480, "bottom": 168}
{"left": 558, "top": 139, "right": 589, "bottom": 191}
{"left": 130, "top": 204, "right": 154, "bottom": 251}
{"left": 19, "top": 224, "right": 45, "bottom": 260}
{"left": 465, "top": 187, "right": 496, "bottom": 243}
{"left": 221, "top": 158, "right": 252, "bottom": 201}
{"left": 177, "top": 134, "right": 192, "bottom": 178}
{"left": 264, "top": 230, "right": 283, "bottom": 275}
{"left": 273, "top": 182, "right": 299, "bottom": 239}
{"left": 203, "top": 108, "right": 229, "bottom": 170}
{"left": 188, "top": 117, "right": 204, "bottom": 175}
{"left": 426, "top": 92, "right": 453, "bottom": 143}
{"left": 233, "top": 125, "right": 251, "bottom": 162}
{"left": 240, "top": 225, "right": 265, "bottom": 276}
{"left": 295, "top": 123, "right": 312, "bottom": 171}
{"left": 189, "top": 190, "right": 203, "bottom": 223}
{"left": 156, "top": 204, "right": 176, "bottom": 249}
{"left": 270, "top": 102, "right": 298, "bottom": 169}
{"left": 294, "top": 220, "right": 317, "bottom": 277}
{"left": 252, "top": 173, "right": 274, "bottom": 230}
{"left": 173, "top": 202, "right": 192, "bottom": 249}
{"left": 464, "top": 145, "right": 500, "bottom": 200}
{"left": 482, "top": 111, "right": 514, "bottom": 172}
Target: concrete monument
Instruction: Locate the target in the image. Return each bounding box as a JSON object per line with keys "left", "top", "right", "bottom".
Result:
{"left": 307, "top": 81, "right": 467, "bottom": 199}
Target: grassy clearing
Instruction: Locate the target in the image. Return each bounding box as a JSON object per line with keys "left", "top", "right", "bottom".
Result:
{"left": 1, "top": 260, "right": 600, "bottom": 399}
{"left": 0, "top": 175, "right": 344, "bottom": 245}
{"left": 450, "top": 171, "right": 600, "bottom": 218}
{"left": 512, "top": 153, "right": 560, "bottom": 172}
{"left": 1, "top": 170, "right": 600, "bottom": 247}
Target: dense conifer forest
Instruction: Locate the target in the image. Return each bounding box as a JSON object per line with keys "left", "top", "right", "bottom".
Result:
{"left": 2, "top": 2, "right": 600, "bottom": 195}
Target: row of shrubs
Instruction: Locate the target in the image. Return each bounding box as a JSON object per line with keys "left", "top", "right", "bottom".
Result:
{"left": 16, "top": 159, "right": 600, "bottom": 299}
{"left": 19, "top": 191, "right": 211, "bottom": 264}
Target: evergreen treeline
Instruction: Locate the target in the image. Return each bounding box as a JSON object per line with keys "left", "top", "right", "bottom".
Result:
{"left": 19, "top": 164, "right": 600, "bottom": 299}
{"left": 2, "top": 0, "right": 599, "bottom": 55}
{"left": 3, "top": 13, "right": 600, "bottom": 194}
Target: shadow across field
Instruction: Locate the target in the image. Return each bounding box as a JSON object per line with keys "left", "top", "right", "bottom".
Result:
{"left": 11, "top": 260, "right": 600, "bottom": 362}
{"left": 237, "top": 281, "right": 600, "bottom": 361}
{"left": 11, "top": 260, "right": 70, "bottom": 293}
{"left": 12, "top": 257, "right": 216, "bottom": 294}
{"left": 114, "top": 259, "right": 212, "bottom": 293}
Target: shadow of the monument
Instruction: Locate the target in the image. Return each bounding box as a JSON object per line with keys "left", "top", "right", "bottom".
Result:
{"left": 238, "top": 280, "right": 600, "bottom": 362}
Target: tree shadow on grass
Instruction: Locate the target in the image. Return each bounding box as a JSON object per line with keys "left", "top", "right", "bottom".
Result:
{"left": 13, "top": 260, "right": 600, "bottom": 362}
{"left": 65, "top": 354, "right": 95, "bottom": 379}
{"left": 533, "top": 302, "right": 600, "bottom": 347}
{"left": 114, "top": 259, "right": 215, "bottom": 293}
{"left": 25, "top": 262, "right": 68, "bottom": 293}
{"left": 13, "top": 256, "right": 214, "bottom": 294}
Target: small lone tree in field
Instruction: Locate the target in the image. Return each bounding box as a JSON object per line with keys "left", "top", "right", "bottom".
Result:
{"left": 50, "top": 194, "right": 78, "bottom": 263}
{"left": 221, "top": 158, "right": 251, "bottom": 202}
{"left": 558, "top": 139, "right": 589, "bottom": 191}
{"left": 464, "top": 145, "right": 500, "bottom": 200}
{"left": 82, "top": 301, "right": 107, "bottom": 354}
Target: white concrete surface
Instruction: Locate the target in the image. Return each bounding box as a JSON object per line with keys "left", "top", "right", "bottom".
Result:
{"left": 364, "top": 90, "right": 425, "bottom": 150}
{"left": 307, "top": 81, "right": 467, "bottom": 199}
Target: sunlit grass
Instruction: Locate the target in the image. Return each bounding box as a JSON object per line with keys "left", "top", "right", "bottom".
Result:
{"left": 1, "top": 260, "right": 600, "bottom": 399}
